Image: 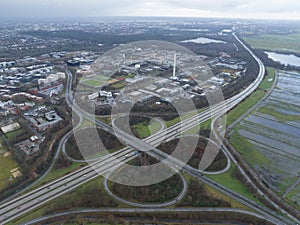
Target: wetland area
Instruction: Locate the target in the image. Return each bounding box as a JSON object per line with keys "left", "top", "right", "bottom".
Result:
{"left": 229, "top": 70, "right": 300, "bottom": 208}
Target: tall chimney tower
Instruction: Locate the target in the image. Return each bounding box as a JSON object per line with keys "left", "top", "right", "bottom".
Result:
{"left": 173, "top": 52, "right": 177, "bottom": 77}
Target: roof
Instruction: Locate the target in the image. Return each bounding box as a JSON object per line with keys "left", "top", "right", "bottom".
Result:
{"left": 1, "top": 122, "right": 20, "bottom": 134}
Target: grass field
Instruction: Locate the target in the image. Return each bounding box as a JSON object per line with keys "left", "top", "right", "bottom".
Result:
{"left": 81, "top": 79, "right": 104, "bottom": 87}
{"left": 259, "top": 67, "right": 276, "bottom": 91}
{"left": 96, "top": 116, "right": 112, "bottom": 125}
{"left": 79, "top": 118, "right": 95, "bottom": 129}
{"left": 0, "top": 141, "right": 7, "bottom": 153}
{"left": 202, "top": 183, "right": 250, "bottom": 210}
{"left": 0, "top": 155, "right": 18, "bottom": 191}
{"left": 4, "top": 128, "right": 26, "bottom": 140}
{"left": 286, "top": 182, "right": 300, "bottom": 211}
{"left": 132, "top": 119, "right": 162, "bottom": 139}
{"left": 257, "top": 106, "right": 300, "bottom": 122}
{"left": 93, "top": 74, "right": 109, "bottom": 82}
{"left": 227, "top": 90, "right": 265, "bottom": 125}
{"left": 228, "top": 128, "right": 270, "bottom": 167}
{"left": 206, "top": 164, "right": 262, "bottom": 205}
{"left": 245, "top": 33, "right": 300, "bottom": 53}
{"left": 179, "top": 173, "right": 250, "bottom": 210}
{"left": 226, "top": 67, "right": 275, "bottom": 126}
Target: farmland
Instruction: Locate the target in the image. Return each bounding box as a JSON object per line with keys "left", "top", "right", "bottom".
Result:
{"left": 228, "top": 70, "right": 300, "bottom": 202}
{"left": 244, "top": 32, "right": 300, "bottom": 53}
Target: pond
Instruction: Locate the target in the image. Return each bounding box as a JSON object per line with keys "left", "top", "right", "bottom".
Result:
{"left": 182, "top": 37, "right": 225, "bottom": 44}
{"left": 265, "top": 51, "right": 300, "bottom": 67}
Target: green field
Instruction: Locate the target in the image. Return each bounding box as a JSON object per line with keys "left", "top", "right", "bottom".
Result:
{"left": 4, "top": 128, "right": 26, "bottom": 140}
{"left": 226, "top": 67, "right": 275, "bottom": 189}
{"left": 78, "top": 118, "right": 95, "bottom": 129}
{"left": 93, "top": 74, "right": 110, "bottom": 82}
{"left": 179, "top": 173, "right": 249, "bottom": 210}
{"left": 286, "top": 182, "right": 300, "bottom": 211}
{"left": 95, "top": 116, "right": 112, "bottom": 125}
{"left": 226, "top": 67, "right": 275, "bottom": 126}
{"left": 132, "top": 119, "right": 162, "bottom": 139}
{"left": 0, "top": 142, "right": 7, "bottom": 153}
{"left": 81, "top": 79, "right": 104, "bottom": 87}
{"left": 227, "top": 68, "right": 300, "bottom": 198}
{"left": 257, "top": 106, "right": 300, "bottom": 122}
{"left": 228, "top": 128, "right": 270, "bottom": 167}
{"left": 245, "top": 32, "right": 300, "bottom": 53}
{"left": 227, "top": 90, "right": 264, "bottom": 125}
{"left": 206, "top": 164, "right": 262, "bottom": 205}
{"left": 0, "top": 155, "right": 18, "bottom": 191}
{"left": 259, "top": 67, "right": 276, "bottom": 91}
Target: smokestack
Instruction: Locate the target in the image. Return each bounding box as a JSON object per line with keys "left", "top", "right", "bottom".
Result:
{"left": 173, "top": 52, "right": 176, "bottom": 77}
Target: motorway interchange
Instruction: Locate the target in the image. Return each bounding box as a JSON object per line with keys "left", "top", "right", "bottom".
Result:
{"left": 0, "top": 34, "right": 299, "bottom": 225}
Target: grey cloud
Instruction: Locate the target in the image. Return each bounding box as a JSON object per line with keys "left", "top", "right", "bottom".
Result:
{"left": 166, "top": 0, "right": 300, "bottom": 13}
{"left": 0, "top": 0, "right": 137, "bottom": 17}
{"left": 164, "top": 0, "right": 248, "bottom": 11}
{"left": 0, "top": 0, "right": 300, "bottom": 19}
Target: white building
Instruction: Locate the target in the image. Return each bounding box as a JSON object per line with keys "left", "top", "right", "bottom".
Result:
{"left": 99, "top": 91, "right": 113, "bottom": 98}
{"left": 38, "top": 72, "right": 66, "bottom": 85}
{"left": 88, "top": 93, "right": 99, "bottom": 100}
{"left": 1, "top": 122, "right": 20, "bottom": 134}
{"left": 208, "top": 77, "right": 225, "bottom": 86}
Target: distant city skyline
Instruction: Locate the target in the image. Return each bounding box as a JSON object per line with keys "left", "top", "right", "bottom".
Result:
{"left": 1, "top": 0, "right": 300, "bottom": 20}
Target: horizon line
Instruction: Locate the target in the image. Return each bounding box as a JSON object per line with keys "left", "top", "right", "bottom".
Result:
{"left": 0, "top": 15, "right": 300, "bottom": 22}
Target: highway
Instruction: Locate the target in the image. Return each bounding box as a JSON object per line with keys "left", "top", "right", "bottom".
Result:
{"left": 0, "top": 33, "right": 298, "bottom": 225}
{"left": 0, "top": 149, "right": 136, "bottom": 224}
{"left": 77, "top": 33, "right": 296, "bottom": 224}
{"left": 21, "top": 208, "right": 280, "bottom": 225}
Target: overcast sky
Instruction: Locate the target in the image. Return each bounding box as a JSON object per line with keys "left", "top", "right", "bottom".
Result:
{"left": 1, "top": 0, "right": 300, "bottom": 20}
